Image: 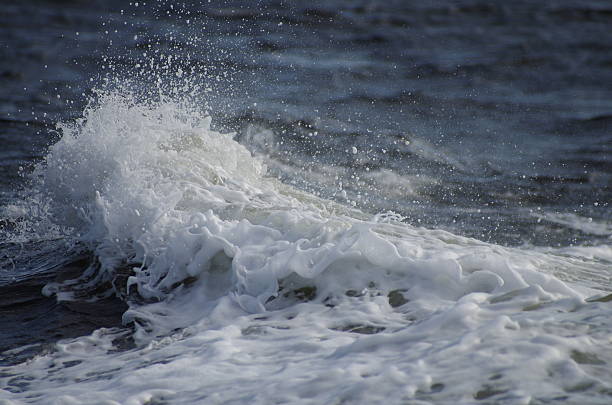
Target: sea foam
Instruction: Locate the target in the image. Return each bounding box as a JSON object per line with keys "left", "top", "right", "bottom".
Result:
{"left": 39, "top": 92, "right": 588, "bottom": 315}
{"left": 3, "top": 92, "right": 611, "bottom": 404}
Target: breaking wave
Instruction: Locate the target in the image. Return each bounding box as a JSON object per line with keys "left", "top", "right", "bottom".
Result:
{"left": 3, "top": 90, "right": 611, "bottom": 404}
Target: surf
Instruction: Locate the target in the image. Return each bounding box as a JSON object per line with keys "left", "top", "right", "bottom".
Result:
{"left": 2, "top": 88, "right": 611, "bottom": 404}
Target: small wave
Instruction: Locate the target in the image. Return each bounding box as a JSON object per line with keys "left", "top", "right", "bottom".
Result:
{"left": 28, "top": 91, "right": 603, "bottom": 333}
{"left": 3, "top": 88, "right": 610, "bottom": 404}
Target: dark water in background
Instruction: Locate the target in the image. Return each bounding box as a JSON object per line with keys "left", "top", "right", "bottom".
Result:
{"left": 0, "top": 0, "right": 611, "bottom": 364}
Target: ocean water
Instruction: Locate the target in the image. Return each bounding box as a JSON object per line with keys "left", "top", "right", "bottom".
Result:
{"left": 1, "top": 1, "right": 611, "bottom": 404}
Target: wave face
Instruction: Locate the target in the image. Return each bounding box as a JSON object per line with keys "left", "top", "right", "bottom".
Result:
{"left": 2, "top": 91, "right": 611, "bottom": 404}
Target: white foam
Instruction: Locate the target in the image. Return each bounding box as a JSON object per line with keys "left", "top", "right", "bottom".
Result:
{"left": 2, "top": 93, "right": 611, "bottom": 404}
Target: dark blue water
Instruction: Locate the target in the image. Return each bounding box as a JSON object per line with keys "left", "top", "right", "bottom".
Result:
{"left": 1, "top": 0, "right": 610, "bottom": 370}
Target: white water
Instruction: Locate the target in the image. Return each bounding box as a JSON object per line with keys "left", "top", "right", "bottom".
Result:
{"left": 1, "top": 93, "right": 611, "bottom": 404}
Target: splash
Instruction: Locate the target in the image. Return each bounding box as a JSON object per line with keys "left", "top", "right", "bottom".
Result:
{"left": 2, "top": 87, "right": 611, "bottom": 405}
{"left": 33, "top": 90, "right": 600, "bottom": 326}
